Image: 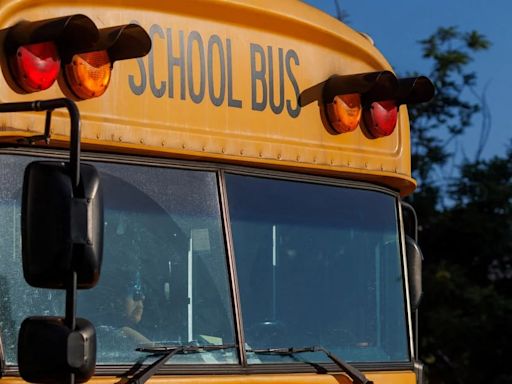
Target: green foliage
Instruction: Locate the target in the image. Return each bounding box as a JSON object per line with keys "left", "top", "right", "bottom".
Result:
{"left": 408, "top": 26, "right": 490, "bottom": 198}
{"left": 421, "top": 180, "right": 512, "bottom": 383}
{"left": 422, "top": 260, "right": 512, "bottom": 384}
{"left": 409, "top": 26, "right": 512, "bottom": 384}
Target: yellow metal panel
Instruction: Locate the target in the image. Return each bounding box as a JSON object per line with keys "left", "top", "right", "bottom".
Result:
{"left": 0, "top": 371, "right": 415, "bottom": 384}
{"left": 0, "top": 0, "right": 415, "bottom": 195}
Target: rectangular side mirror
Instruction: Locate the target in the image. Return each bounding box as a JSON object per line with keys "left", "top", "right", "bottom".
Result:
{"left": 22, "top": 161, "right": 103, "bottom": 289}
{"left": 18, "top": 317, "right": 96, "bottom": 383}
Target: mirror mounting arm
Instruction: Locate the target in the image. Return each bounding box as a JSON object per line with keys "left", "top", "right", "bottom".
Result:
{"left": 65, "top": 271, "right": 78, "bottom": 331}
{"left": 0, "top": 98, "right": 81, "bottom": 190}
{"left": 2, "top": 99, "right": 86, "bottom": 384}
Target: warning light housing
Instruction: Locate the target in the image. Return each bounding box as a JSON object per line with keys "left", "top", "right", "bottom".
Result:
{"left": 1, "top": 14, "right": 98, "bottom": 94}
{"left": 0, "top": 15, "right": 151, "bottom": 99}
{"left": 59, "top": 24, "right": 151, "bottom": 100}
{"left": 323, "top": 71, "right": 434, "bottom": 138}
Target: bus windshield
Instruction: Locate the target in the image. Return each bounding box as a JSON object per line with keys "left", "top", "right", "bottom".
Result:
{"left": 225, "top": 174, "right": 409, "bottom": 363}
{"left": 0, "top": 154, "right": 408, "bottom": 367}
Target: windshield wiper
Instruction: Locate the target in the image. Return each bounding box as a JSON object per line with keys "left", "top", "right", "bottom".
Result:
{"left": 127, "top": 343, "right": 236, "bottom": 384}
{"left": 248, "top": 346, "right": 373, "bottom": 384}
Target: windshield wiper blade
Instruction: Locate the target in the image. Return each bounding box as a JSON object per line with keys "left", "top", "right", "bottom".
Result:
{"left": 127, "top": 343, "right": 236, "bottom": 384}
{"left": 248, "top": 346, "right": 373, "bottom": 384}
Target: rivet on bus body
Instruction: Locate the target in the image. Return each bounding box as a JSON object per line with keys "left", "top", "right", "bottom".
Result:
{"left": 161, "top": 140, "right": 166, "bottom": 146}
{"left": 140, "top": 138, "right": 144, "bottom": 144}
{"left": 259, "top": 151, "right": 263, "bottom": 157}
{"left": 182, "top": 143, "right": 186, "bottom": 149}
{"left": 221, "top": 148, "right": 225, "bottom": 153}
{"left": 364, "top": 162, "right": 368, "bottom": 168}
{"left": 277, "top": 153, "right": 282, "bottom": 160}
{"left": 296, "top": 155, "right": 300, "bottom": 161}
{"left": 118, "top": 137, "right": 122, "bottom": 142}
{"left": 202, "top": 145, "right": 206, "bottom": 151}
{"left": 240, "top": 149, "right": 244, "bottom": 155}
{"left": 96, "top": 133, "right": 100, "bottom": 139}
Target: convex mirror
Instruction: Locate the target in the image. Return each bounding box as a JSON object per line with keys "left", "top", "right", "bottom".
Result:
{"left": 18, "top": 317, "right": 96, "bottom": 383}
{"left": 22, "top": 161, "right": 103, "bottom": 289}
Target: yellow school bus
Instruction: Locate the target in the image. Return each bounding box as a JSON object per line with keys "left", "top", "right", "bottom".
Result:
{"left": 0, "top": 1, "right": 433, "bottom": 383}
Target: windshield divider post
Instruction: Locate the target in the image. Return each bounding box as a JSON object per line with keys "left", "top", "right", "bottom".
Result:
{"left": 217, "top": 170, "right": 248, "bottom": 367}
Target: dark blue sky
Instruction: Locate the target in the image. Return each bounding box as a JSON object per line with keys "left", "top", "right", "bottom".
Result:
{"left": 304, "top": 0, "right": 510, "bottom": 161}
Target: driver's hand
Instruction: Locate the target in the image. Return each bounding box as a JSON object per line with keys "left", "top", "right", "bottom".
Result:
{"left": 119, "top": 326, "right": 151, "bottom": 344}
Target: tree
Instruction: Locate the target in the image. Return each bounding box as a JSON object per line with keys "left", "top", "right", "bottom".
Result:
{"left": 333, "top": 0, "right": 350, "bottom": 23}
{"left": 408, "top": 26, "right": 490, "bottom": 211}
{"left": 420, "top": 151, "right": 512, "bottom": 384}
{"left": 406, "top": 27, "right": 512, "bottom": 384}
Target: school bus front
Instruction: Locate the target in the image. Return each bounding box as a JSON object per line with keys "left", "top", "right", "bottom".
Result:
{"left": 0, "top": 1, "right": 432, "bottom": 383}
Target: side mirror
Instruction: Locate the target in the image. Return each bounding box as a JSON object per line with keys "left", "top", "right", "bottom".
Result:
{"left": 18, "top": 317, "right": 96, "bottom": 383}
{"left": 22, "top": 161, "right": 103, "bottom": 289}
{"left": 2, "top": 98, "right": 104, "bottom": 384}
{"left": 406, "top": 235, "right": 423, "bottom": 311}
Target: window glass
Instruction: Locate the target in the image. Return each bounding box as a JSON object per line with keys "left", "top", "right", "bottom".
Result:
{"left": 0, "top": 155, "right": 237, "bottom": 365}
{"left": 225, "top": 174, "right": 409, "bottom": 363}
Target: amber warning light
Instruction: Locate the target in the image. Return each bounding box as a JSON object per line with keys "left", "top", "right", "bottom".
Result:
{"left": 323, "top": 71, "right": 435, "bottom": 138}
{"left": 0, "top": 15, "right": 151, "bottom": 100}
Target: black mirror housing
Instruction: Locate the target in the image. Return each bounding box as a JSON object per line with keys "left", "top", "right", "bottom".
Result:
{"left": 22, "top": 161, "right": 103, "bottom": 289}
{"left": 406, "top": 235, "right": 423, "bottom": 311}
{"left": 18, "top": 317, "right": 96, "bottom": 383}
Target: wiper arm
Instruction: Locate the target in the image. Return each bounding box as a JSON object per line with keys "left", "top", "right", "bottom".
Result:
{"left": 248, "top": 346, "right": 373, "bottom": 384}
{"left": 127, "top": 343, "right": 236, "bottom": 384}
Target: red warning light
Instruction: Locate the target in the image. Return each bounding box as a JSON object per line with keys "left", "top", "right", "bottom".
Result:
{"left": 363, "top": 100, "right": 398, "bottom": 138}
{"left": 11, "top": 42, "right": 61, "bottom": 92}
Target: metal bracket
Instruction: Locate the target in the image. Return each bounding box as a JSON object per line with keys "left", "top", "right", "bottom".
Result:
{"left": 15, "top": 109, "right": 54, "bottom": 145}
{"left": 0, "top": 98, "right": 81, "bottom": 188}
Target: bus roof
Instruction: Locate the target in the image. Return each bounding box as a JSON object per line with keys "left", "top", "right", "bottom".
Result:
{"left": 0, "top": 0, "right": 416, "bottom": 195}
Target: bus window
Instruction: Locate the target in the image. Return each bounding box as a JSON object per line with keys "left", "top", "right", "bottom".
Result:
{"left": 0, "top": 155, "right": 237, "bottom": 366}
{"left": 225, "top": 174, "right": 409, "bottom": 363}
